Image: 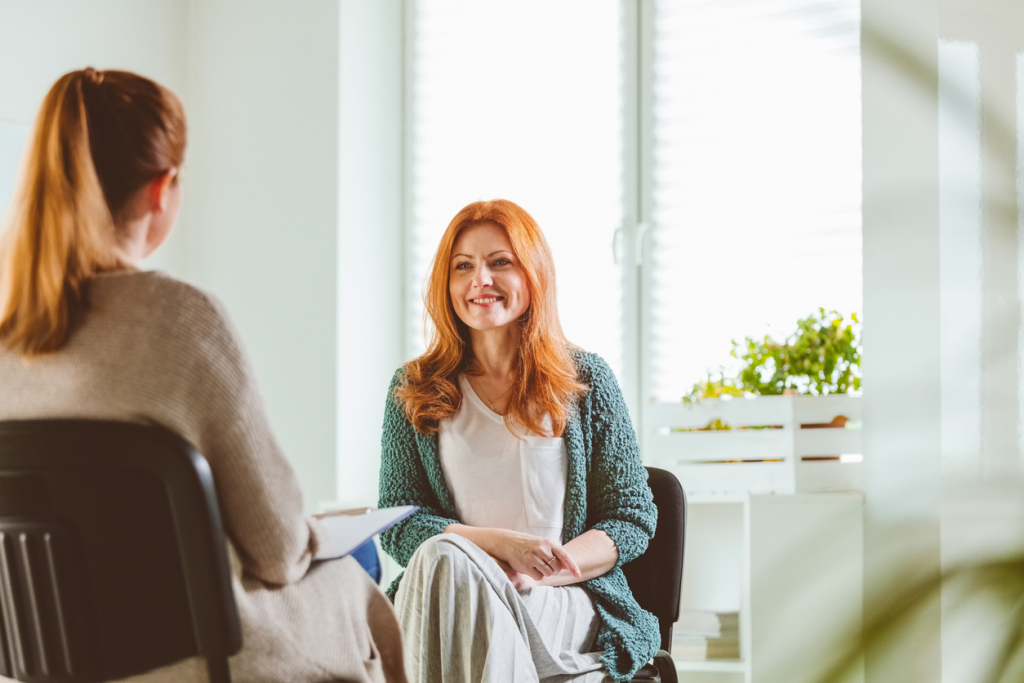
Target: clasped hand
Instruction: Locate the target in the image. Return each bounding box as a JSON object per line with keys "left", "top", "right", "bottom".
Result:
{"left": 489, "top": 530, "right": 581, "bottom": 590}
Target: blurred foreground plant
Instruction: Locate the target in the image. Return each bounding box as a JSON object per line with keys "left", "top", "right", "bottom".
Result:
{"left": 814, "top": 481, "right": 1024, "bottom": 683}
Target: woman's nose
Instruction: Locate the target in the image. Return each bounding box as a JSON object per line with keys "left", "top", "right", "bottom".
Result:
{"left": 472, "top": 266, "right": 493, "bottom": 288}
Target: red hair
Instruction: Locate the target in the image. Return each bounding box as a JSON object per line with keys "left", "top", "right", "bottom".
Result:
{"left": 397, "top": 199, "right": 587, "bottom": 436}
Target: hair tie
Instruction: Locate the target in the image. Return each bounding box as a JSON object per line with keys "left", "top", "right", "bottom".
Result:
{"left": 83, "top": 68, "right": 105, "bottom": 85}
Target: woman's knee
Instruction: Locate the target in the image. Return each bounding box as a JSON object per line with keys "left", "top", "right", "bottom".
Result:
{"left": 408, "top": 534, "right": 478, "bottom": 573}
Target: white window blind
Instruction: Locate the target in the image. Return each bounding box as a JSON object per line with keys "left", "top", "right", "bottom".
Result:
{"left": 647, "top": 0, "right": 863, "bottom": 402}
{"left": 408, "top": 0, "right": 626, "bottom": 379}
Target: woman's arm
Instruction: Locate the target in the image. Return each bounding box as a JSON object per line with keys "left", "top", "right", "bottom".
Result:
{"left": 377, "top": 370, "right": 460, "bottom": 567}
{"left": 443, "top": 524, "right": 582, "bottom": 581}
{"left": 537, "top": 529, "right": 616, "bottom": 586}
{"left": 186, "top": 290, "right": 322, "bottom": 586}
{"left": 445, "top": 525, "right": 612, "bottom": 588}
{"left": 583, "top": 354, "right": 658, "bottom": 568}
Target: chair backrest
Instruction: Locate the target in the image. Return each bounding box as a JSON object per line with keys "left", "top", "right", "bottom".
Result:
{"left": 622, "top": 466, "right": 687, "bottom": 652}
{"left": 0, "top": 419, "right": 241, "bottom": 682}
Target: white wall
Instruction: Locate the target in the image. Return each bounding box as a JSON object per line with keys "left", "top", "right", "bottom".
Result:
{"left": 0, "top": 0, "right": 189, "bottom": 268}
{"left": 938, "top": 40, "right": 983, "bottom": 479}
{"left": 337, "top": 0, "right": 405, "bottom": 507}
{"left": 0, "top": 0, "right": 187, "bottom": 129}
{"left": 935, "top": 3, "right": 1024, "bottom": 682}
{"left": 184, "top": 0, "right": 342, "bottom": 511}
{"left": 861, "top": 0, "right": 942, "bottom": 681}
{"left": 0, "top": 0, "right": 355, "bottom": 513}
{"left": 863, "top": 1, "right": 1024, "bottom": 680}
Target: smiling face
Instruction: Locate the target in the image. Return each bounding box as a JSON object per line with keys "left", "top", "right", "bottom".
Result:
{"left": 449, "top": 221, "right": 531, "bottom": 333}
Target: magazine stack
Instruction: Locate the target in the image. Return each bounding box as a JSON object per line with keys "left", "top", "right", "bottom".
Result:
{"left": 672, "top": 610, "right": 740, "bottom": 660}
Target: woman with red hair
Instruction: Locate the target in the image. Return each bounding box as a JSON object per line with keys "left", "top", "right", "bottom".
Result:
{"left": 378, "top": 200, "right": 659, "bottom": 682}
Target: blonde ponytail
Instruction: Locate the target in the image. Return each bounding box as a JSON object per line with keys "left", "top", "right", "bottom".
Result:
{"left": 0, "top": 68, "right": 186, "bottom": 355}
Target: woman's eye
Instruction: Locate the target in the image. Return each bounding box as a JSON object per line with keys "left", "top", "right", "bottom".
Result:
{"left": 454, "top": 262, "right": 471, "bottom": 270}
{"left": 493, "top": 258, "right": 511, "bottom": 267}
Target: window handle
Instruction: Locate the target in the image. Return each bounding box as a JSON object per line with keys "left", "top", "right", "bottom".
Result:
{"left": 635, "top": 222, "right": 650, "bottom": 266}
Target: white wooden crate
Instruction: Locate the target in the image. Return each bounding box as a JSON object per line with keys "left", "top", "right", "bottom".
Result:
{"left": 643, "top": 395, "right": 862, "bottom": 495}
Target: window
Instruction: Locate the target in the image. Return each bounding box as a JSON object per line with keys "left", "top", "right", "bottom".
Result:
{"left": 646, "top": 0, "right": 863, "bottom": 403}
{"left": 407, "top": 0, "right": 627, "bottom": 380}
{"left": 408, "top": 0, "right": 862, "bottom": 439}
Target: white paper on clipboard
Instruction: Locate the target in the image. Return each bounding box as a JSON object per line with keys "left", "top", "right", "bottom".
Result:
{"left": 313, "top": 505, "right": 418, "bottom": 561}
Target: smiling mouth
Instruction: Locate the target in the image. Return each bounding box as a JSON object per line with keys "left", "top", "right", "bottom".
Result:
{"left": 469, "top": 296, "right": 504, "bottom": 305}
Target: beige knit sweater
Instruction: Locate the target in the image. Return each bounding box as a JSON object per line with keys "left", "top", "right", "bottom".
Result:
{"left": 0, "top": 271, "right": 406, "bottom": 683}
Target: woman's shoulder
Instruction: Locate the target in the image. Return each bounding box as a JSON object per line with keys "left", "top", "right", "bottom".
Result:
{"left": 569, "top": 349, "right": 616, "bottom": 388}
{"left": 92, "top": 269, "right": 217, "bottom": 309}
{"left": 388, "top": 364, "right": 409, "bottom": 392}
{"left": 93, "top": 270, "right": 230, "bottom": 325}
{"left": 88, "top": 270, "right": 240, "bottom": 357}
{"left": 568, "top": 349, "right": 631, "bottom": 421}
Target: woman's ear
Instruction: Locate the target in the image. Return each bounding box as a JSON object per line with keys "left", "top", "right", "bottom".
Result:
{"left": 148, "top": 168, "right": 178, "bottom": 212}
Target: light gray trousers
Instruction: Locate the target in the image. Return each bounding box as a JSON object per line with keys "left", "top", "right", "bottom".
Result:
{"left": 394, "top": 534, "right": 611, "bottom": 683}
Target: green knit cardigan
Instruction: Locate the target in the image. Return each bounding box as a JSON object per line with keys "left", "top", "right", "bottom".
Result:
{"left": 377, "top": 351, "right": 660, "bottom": 681}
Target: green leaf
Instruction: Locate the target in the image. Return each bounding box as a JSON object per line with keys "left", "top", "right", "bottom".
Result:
{"left": 683, "top": 309, "right": 862, "bottom": 402}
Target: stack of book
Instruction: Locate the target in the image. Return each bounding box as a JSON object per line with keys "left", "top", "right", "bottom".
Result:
{"left": 672, "top": 610, "right": 740, "bottom": 660}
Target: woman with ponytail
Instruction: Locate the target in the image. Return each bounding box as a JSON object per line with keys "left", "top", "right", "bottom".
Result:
{"left": 0, "top": 69, "right": 406, "bottom": 683}
{"left": 377, "top": 200, "right": 659, "bottom": 682}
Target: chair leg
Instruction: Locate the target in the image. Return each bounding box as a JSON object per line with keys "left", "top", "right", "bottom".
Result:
{"left": 206, "top": 656, "right": 231, "bottom": 683}
{"left": 654, "top": 650, "right": 677, "bottom": 683}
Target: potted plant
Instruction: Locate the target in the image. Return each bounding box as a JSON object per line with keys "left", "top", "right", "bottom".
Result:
{"left": 684, "top": 309, "right": 861, "bottom": 405}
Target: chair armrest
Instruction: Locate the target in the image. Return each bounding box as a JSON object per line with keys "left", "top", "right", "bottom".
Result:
{"left": 653, "top": 650, "right": 677, "bottom": 683}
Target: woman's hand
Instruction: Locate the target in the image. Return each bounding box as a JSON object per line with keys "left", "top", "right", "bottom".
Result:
{"left": 489, "top": 555, "right": 539, "bottom": 590}
{"left": 444, "top": 524, "right": 581, "bottom": 580}
{"left": 500, "top": 531, "right": 581, "bottom": 580}
{"left": 491, "top": 529, "right": 623, "bottom": 589}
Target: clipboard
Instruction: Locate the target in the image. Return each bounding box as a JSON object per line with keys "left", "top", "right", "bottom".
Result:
{"left": 313, "top": 505, "right": 418, "bottom": 561}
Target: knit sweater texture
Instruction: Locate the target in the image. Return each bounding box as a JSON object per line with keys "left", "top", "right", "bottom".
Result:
{"left": 0, "top": 271, "right": 406, "bottom": 683}
{"left": 377, "top": 352, "right": 660, "bottom": 681}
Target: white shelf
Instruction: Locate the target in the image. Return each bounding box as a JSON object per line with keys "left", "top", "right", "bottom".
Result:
{"left": 688, "top": 492, "right": 749, "bottom": 505}
{"left": 674, "top": 493, "right": 864, "bottom": 683}
{"left": 675, "top": 659, "right": 747, "bottom": 673}
{"left": 687, "top": 491, "right": 865, "bottom": 506}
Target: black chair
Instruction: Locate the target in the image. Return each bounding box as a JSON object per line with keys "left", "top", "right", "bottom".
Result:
{"left": 0, "top": 419, "right": 242, "bottom": 682}
{"left": 623, "top": 466, "right": 687, "bottom": 683}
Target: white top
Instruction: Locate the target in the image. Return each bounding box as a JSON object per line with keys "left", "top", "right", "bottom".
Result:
{"left": 438, "top": 376, "right": 569, "bottom": 543}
